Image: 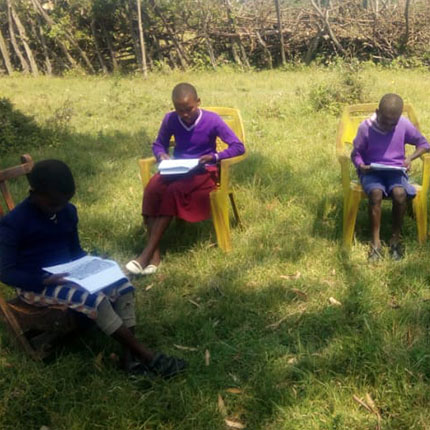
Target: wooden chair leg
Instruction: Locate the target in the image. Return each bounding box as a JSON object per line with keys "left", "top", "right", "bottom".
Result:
{"left": 0, "top": 295, "right": 41, "bottom": 360}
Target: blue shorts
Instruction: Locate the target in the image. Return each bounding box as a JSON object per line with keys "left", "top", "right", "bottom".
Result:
{"left": 360, "top": 170, "right": 416, "bottom": 198}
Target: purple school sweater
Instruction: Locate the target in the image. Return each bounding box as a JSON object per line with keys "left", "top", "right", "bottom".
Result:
{"left": 351, "top": 114, "right": 429, "bottom": 169}
{"left": 152, "top": 109, "right": 245, "bottom": 162}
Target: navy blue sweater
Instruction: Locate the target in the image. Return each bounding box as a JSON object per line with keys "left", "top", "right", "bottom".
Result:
{"left": 0, "top": 198, "right": 86, "bottom": 292}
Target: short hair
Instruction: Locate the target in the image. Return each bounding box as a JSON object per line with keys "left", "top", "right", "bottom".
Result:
{"left": 29, "top": 159, "right": 75, "bottom": 196}
{"left": 172, "top": 83, "right": 198, "bottom": 102}
{"left": 379, "top": 93, "right": 403, "bottom": 115}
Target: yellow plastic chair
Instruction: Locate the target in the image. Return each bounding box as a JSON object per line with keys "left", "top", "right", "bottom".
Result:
{"left": 139, "top": 107, "right": 247, "bottom": 252}
{"left": 336, "top": 103, "right": 430, "bottom": 248}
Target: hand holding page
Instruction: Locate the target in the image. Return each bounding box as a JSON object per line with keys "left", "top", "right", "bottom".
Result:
{"left": 43, "top": 255, "right": 127, "bottom": 294}
{"left": 158, "top": 158, "right": 200, "bottom": 175}
{"left": 370, "top": 163, "right": 407, "bottom": 172}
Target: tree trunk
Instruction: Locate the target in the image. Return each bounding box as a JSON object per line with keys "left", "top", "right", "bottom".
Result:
{"left": 197, "top": 0, "right": 217, "bottom": 69}
{"left": 274, "top": 0, "right": 286, "bottom": 65}
{"left": 304, "top": 26, "right": 323, "bottom": 65}
{"left": 149, "top": 0, "right": 189, "bottom": 70}
{"left": 310, "top": 0, "right": 347, "bottom": 56}
{"left": 256, "top": 30, "right": 272, "bottom": 69}
{"left": 9, "top": 1, "right": 39, "bottom": 76}
{"left": 224, "top": 0, "right": 250, "bottom": 68}
{"left": 30, "top": 0, "right": 95, "bottom": 73}
{"left": 102, "top": 26, "right": 118, "bottom": 72}
{"left": 29, "top": 16, "right": 52, "bottom": 75}
{"left": 29, "top": 0, "right": 76, "bottom": 69}
{"left": 127, "top": 0, "right": 142, "bottom": 70}
{"left": 90, "top": 19, "right": 108, "bottom": 74}
{"left": 0, "top": 27, "right": 13, "bottom": 75}
{"left": 136, "top": 0, "right": 148, "bottom": 76}
{"left": 403, "top": 0, "right": 411, "bottom": 48}
{"left": 7, "top": 0, "right": 29, "bottom": 73}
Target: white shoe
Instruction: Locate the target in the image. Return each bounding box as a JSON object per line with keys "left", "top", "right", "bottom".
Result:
{"left": 125, "top": 260, "right": 160, "bottom": 276}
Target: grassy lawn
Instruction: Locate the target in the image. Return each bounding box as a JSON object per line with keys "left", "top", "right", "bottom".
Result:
{"left": 1, "top": 66, "right": 430, "bottom": 429}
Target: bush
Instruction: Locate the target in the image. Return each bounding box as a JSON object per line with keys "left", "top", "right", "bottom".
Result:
{"left": 308, "top": 64, "right": 366, "bottom": 115}
{"left": 0, "top": 98, "right": 59, "bottom": 155}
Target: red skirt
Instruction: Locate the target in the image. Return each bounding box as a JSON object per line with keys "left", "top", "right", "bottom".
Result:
{"left": 142, "top": 166, "right": 218, "bottom": 222}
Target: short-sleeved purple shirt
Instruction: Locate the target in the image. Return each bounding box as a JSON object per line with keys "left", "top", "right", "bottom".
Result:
{"left": 351, "top": 114, "right": 429, "bottom": 169}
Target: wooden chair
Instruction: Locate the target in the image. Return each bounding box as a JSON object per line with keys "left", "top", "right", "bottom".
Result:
{"left": 139, "top": 107, "right": 247, "bottom": 252}
{"left": 336, "top": 103, "right": 430, "bottom": 248}
{"left": 0, "top": 155, "right": 79, "bottom": 360}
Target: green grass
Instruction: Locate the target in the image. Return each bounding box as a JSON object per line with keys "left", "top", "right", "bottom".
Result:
{"left": 2, "top": 66, "right": 430, "bottom": 429}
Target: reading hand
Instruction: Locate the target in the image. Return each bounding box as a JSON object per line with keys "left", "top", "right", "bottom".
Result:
{"left": 199, "top": 154, "right": 214, "bottom": 164}
{"left": 402, "top": 157, "right": 412, "bottom": 171}
{"left": 359, "top": 164, "right": 371, "bottom": 174}
{"left": 159, "top": 153, "right": 171, "bottom": 161}
{"left": 43, "top": 273, "right": 70, "bottom": 286}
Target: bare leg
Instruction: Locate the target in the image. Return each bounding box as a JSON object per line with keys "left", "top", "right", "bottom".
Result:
{"left": 390, "top": 186, "right": 407, "bottom": 245}
{"left": 111, "top": 324, "right": 155, "bottom": 364}
{"left": 368, "top": 189, "right": 383, "bottom": 249}
{"left": 135, "top": 215, "right": 172, "bottom": 268}
{"left": 144, "top": 216, "right": 162, "bottom": 266}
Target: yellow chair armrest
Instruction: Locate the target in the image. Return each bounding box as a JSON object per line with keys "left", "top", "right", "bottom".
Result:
{"left": 338, "top": 154, "right": 353, "bottom": 196}
{"left": 218, "top": 153, "right": 247, "bottom": 193}
{"left": 139, "top": 157, "right": 157, "bottom": 188}
{"left": 420, "top": 152, "right": 430, "bottom": 195}
{"left": 220, "top": 152, "right": 247, "bottom": 168}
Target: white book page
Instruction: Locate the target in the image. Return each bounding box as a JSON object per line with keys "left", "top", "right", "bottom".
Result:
{"left": 43, "top": 255, "right": 127, "bottom": 294}
{"left": 158, "top": 158, "right": 200, "bottom": 175}
{"left": 370, "top": 163, "right": 406, "bottom": 172}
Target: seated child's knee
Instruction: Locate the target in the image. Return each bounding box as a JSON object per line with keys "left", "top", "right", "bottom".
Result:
{"left": 391, "top": 187, "right": 407, "bottom": 203}
{"left": 368, "top": 189, "right": 383, "bottom": 205}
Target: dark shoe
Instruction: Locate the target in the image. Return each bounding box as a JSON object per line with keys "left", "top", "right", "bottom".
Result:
{"left": 147, "top": 353, "right": 187, "bottom": 379}
{"left": 389, "top": 242, "right": 404, "bottom": 260}
{"left": 368, "top": 245, "right": 383, "bottom": 262}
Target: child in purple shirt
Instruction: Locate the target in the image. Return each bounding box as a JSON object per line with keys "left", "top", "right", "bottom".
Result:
{"left": 351, "top": 93, "right": 430, "bottom": 261}
{"left": 126, "top": 83, "right": 244, "bottom": 275}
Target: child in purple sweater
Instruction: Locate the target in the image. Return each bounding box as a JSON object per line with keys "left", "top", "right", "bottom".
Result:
{"left": 351, "top": 93, "right": 430, "bottom": 261}
{"left": 126, "top": 83, "right": 245, "bottom": 275}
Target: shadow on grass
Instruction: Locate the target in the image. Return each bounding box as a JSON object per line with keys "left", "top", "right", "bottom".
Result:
{"left": 3, "top": 105, "right": 430, "bottom": 429}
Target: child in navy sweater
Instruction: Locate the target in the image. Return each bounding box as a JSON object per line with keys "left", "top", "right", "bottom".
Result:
{"left": 0, "top": 159, "right": 186, "bottom": 378}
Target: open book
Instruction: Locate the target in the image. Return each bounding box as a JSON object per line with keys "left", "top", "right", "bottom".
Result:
{"left": 370, "top": 163, "right": 407, "bottom": 173}
{"left": 158, "top": 158, "right": 200, "bottom": 175}
{"left": 43, "top": 255, "right": 127, "bottom": 294}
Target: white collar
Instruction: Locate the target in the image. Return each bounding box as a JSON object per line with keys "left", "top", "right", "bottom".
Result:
{"left": 368, "top": 112, "right": 390, "bottom": 135}
{"left": 178, "top": 109, "right": 202, "bottom": 131}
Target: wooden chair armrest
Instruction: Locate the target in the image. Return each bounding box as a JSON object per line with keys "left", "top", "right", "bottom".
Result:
{"left": 139, "top": 157, "right": 157, "bottom": 188}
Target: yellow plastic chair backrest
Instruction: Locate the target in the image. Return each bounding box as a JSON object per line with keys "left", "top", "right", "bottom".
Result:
{"left": 204, "top": 106, "right": 246, "bottom": 151}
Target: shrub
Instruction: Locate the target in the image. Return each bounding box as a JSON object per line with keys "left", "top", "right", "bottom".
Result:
{"left": 308, "top": 64, "right": 366, "bottom": 115}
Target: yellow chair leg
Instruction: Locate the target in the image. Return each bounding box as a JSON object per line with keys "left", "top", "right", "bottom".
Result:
{"left": 343, "top": 188, "right": 362, "bottom": 249}
{"left": 228, "top": 192, "right": 241, "bottom": 226}
{"left": 210, "top": 190, "right": 232, "bottom": 252}
{"left": 413, "top": 190, "right": 427, "bottom": 244}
